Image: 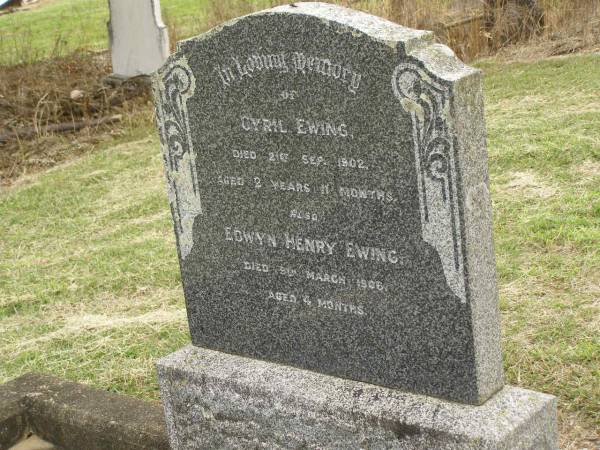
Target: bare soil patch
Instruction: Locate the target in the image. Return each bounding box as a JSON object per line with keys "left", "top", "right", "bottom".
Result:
{"left": 0, "top": 51, "right": 152, "bottom": 186}
{"left": 500, "top": 170, "right": 558, "bottom": 199}
{"left": 0, "top": 0, "right": 54, "bottom": 16}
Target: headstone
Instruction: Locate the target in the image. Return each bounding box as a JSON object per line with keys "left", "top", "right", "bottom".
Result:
{"left": 155, "top": 1, "right": 502, "bottom": 405}
{"left": 154, "top": 3, "right": 558, "bottom": 448}
{"left": 107, "top": 0, "right": 170, "bottom": 79}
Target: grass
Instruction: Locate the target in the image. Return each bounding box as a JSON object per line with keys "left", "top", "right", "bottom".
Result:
{"left": 0, "top": 0, "right": 599, "bottom": 446}
{"left": 0, "top": 0, "right": 276, "bottom": 65}
{"left": 0, "top": 131, "right": 190, "bottom": 398}
{"left": 482, "top": 54, "right": 600, "bottom": 446}
{"left": 0, "top": 0, "right": 212, "bottom": 64}
{"left": 0, "top": 53, "right": 598, "bottom": 447}
{"left": 0, "top": 0, "right": 111, "bottom": 65}
{"left": 0, "top": 0, "right": 227, "bottom": 65}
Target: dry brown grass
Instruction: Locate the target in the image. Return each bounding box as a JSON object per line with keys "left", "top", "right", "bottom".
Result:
{"left": 160, "top": 0, "right": 600, "bottom": 62}
{"left": 361, "top": 0, "right": 600, "bottom": 60}
{"left": 0, "top": 51, "right": 153, "bottom": 185}
{"left": 186, "top": 0, "right": 600, "bottom": 61}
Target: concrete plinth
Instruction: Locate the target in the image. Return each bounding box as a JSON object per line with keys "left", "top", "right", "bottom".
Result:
{"left": 157, "top": 345, "right": 558, "bottom": 450}
{"left": 0, "top": 373, "right": 169, "bottom": 450}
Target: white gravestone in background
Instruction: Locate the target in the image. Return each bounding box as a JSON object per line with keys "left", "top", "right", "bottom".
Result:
{"left": 107, "top": 0, "right": 170, "bottom": 78}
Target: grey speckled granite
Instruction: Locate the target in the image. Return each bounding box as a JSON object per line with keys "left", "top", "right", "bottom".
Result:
{"left": 154, "top": 1, "right": 503, "bottom": 405}
{"left": 157, "top": 345, "right": 558, "bottom": 450}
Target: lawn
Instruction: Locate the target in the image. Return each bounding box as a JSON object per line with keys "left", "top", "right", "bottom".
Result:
{"left": 0, "top": 0, "right": 223, "bottom": 65}
{"left": 0, "top": 1, "right": 599, "bottom": 448}
{"left": 1, "top": 53, "right": 598, "bottom": 448}
{"left": 0, "top": 0, "right": 271, "bottom": 65}
{"left": 0, "top": 0, "right": 305, "bottom": 65}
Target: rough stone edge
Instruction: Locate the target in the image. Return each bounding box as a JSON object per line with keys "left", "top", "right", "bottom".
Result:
{"left": 171, "top": 2, "right": 434, "bottom": 61}
{"left": 0, "top": 373, "right": 169, "bottom": 450}
{"left": 450, "top": 66, "right": 505, "bottom": 403}
{"left": 0, "top": 374, "right": 27, "bottom": 449}
{"left": 400, "top": 25, "right": 504, "bottom": 403}
{"left": 157, "top": 346, "right": 558, "bottom": 449}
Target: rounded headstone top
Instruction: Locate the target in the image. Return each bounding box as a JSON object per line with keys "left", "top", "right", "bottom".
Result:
{"left": 268, "top": 2, "right": 432, "bottom": 48}
{"left": 172, "top": 2, "right": 476, "bottom": 83}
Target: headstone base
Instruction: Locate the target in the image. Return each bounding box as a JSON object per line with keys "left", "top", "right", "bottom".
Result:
{"left": 157, "top": 345, "right": 558, "bottom": 450}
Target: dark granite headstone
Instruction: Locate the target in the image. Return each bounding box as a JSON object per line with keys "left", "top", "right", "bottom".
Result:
{"left": 154, "top": 2, "right": 503, "bottom": 405}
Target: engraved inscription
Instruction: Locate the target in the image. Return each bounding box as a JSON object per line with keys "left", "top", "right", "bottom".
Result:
{"left": 241, "top": 116, "right": 350, "bottom": 137}
{"left": 223, "top": 226, "right": 401, "bottom": 267}
{"left": 215, "top": 52, "right": 362, "bottom": 95}
{"left": 306, "top": 270, "right": 346, "bottom": 286}
{"left": 159, "top": 48, "right": 470, "bottom": 327}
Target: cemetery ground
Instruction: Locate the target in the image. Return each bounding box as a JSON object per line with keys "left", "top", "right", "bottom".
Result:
{"left": 0, "top": 0, "right": 210, "bottom": 65}
{"left": 1, "top": 52, "right": 598, "bottom": 449}
{"left": 0, "top": 2, "right": 598, "bottom": 449}
{"left": 0, "top": 0, "right": 283, "bottom": 65}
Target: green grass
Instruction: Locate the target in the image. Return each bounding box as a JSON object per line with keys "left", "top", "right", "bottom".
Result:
{"left": 0, "top": 0, "right": 215, "bottom": 65}
{"left": 0, "top": 134, "right": 190, "bottom": 397}
{"left": 479, "top": 55, "right": 600, "bottom": 441}
{"left": 0, "top": 18, "right": 598, "bottom": 447}
{"left": 0, "top": 0, "right": 284, "bottom": 65}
